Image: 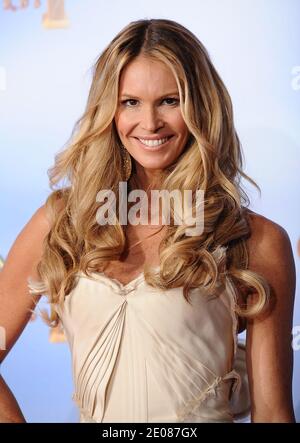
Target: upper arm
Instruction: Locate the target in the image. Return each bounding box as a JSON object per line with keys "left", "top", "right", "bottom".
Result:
{"left": 0, "top": 205, "right": 51, "bottom": 365}
{"left": 245, "top": 212, "right": 296, "bottom": 422}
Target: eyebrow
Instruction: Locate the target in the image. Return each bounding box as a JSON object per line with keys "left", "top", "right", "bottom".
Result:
{"left": 120, "top": 91, "right": 180, "bottom": 99}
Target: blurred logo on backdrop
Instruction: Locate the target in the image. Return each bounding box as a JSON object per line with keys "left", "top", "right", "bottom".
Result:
{"left": 3, "top": 0, "right": 69, "bottom": 28}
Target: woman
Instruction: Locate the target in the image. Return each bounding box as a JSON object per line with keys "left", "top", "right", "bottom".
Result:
{"left": 0, "top": 19, "right": 296, "bottom": 423}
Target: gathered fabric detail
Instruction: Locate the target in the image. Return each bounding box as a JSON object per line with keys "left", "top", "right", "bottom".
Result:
{"left": 176, "top": 367, "right": 241, "bottom": 422}
{"left": 72, "top": 300, "right": 127, "bottom": 422}
{"left": 57, "top": 245, "right": 250, "bottom": 423}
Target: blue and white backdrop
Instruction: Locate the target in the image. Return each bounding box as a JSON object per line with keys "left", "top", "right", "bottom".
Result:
{"left": 0, "top": 0, "right": 299, "bottom": 422}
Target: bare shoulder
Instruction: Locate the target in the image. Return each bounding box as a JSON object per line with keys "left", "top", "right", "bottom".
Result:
{"left": 0, "top": 204, "right": 52, "bottom": 287}
{"left": 31, "top": 204, "right": 52, "bottom": 231}
{"left": 245, "top": 208, "right": 289, "bottom": 243}
{"left": 242, "top": 209, "right": 296, "bottom": 421}
{"left": 243, "top": 207, "right": 296, "bottom": 311}
{"left": 0, "top": 194, "right": 67, "bottom": 366}
{"left": 243, "top": 208, "right": 294, "bottom": 275}
{"left": 0, "top": 203, "right": 52, "bottom": 365}
{"left": 1, "top": 193, "right": 66, "bottom": 285}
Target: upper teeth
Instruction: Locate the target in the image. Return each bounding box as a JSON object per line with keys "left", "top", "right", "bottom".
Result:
{"left": 138, "top": 137, "right": 170, "bottom": 146}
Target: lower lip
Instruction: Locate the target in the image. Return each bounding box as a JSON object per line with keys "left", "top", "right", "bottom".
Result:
{"left": 133, "top": 136, "right": 174, "bottom": 151}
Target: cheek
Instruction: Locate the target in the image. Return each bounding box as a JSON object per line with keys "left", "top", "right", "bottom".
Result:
{"left": 179, "top": 121, "right": 189, "bottom": 135}
{"left": 114, "top": 113, "right": 132, "bottom": 136}
{"left": 170, "top": 112, "right": 188, "bottom": 135}
{"left": 176, "top": 121, "right": 189, "bottom": 140}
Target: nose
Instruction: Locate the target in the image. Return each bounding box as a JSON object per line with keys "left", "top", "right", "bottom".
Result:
{"left": 140, "top": 105, "right": 163, "bottom": 132}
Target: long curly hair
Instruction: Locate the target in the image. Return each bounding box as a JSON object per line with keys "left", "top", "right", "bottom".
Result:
{"left": 29, "top": 18, "right": 270, "bottom": 326}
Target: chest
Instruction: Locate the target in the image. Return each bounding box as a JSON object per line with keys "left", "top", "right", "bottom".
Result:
{"left": 101, "top": 224, "right": 166, "bottom": 284}
{"left": 99, "top": 226, "right": 247, "bottom": 334}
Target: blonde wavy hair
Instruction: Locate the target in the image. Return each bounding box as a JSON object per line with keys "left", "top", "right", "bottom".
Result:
{"left": 31, "top": 18, "right": 270, "bottom": 326}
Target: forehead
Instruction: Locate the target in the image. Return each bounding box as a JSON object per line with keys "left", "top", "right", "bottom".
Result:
{"left": 118, "top": 56, "right": 178, "bottom": 96}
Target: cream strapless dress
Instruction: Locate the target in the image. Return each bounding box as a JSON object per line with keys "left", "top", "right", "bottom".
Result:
{"left": 29, "top": 247, "right": 251, "bottom": 422}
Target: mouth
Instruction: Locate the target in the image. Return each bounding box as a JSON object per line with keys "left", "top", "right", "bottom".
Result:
{"left": 133, "top": 135, "right": 174, "bottom": 151}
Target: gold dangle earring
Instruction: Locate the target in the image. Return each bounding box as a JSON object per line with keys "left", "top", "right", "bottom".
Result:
{"left": 121, "top": 145, "right": 132, "bottom": 182}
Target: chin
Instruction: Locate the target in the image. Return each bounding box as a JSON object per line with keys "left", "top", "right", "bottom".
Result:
{"left": 134, "top": 158, "right": 172, "bottom": 170}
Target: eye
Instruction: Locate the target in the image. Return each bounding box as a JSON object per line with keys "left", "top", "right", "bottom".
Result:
{"left": 120, "top": 97, "right": 179, "bottom": 107}
{"left": 162, "top": 98, "right": 179, "bottom": 105}
{"left": 121, "top": 99, "right": 138, "bottom": 107}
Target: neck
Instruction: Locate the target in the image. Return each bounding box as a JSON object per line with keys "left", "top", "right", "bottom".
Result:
{"left": 130, "top": 163, "right": 162, "bottom": 194}
{"left": 127, "top": 164, "right": 164, "bottom": 227}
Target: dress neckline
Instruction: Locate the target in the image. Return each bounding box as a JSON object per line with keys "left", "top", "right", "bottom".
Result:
{"left": 77, "top": 266, "right": 160, "bottom": 294}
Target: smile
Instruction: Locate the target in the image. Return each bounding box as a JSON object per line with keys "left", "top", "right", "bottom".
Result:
{"left": 133, "top": 136, "right": 174, "bottom": 151}
{"left": 138, "top": 136, "right": 171, "bottom": 146}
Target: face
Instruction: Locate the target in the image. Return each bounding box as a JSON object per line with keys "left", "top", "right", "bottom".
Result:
{"left": 114, "top": 55, "right": 190, "bottom": 179}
